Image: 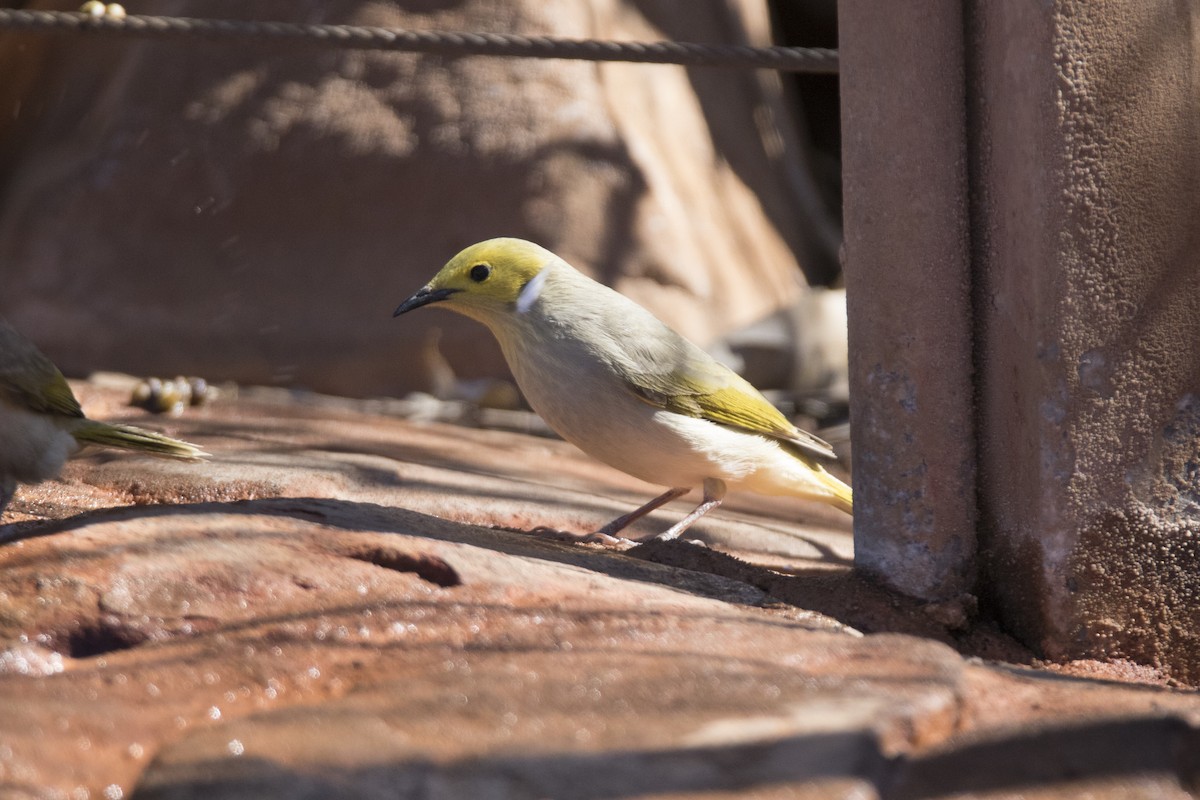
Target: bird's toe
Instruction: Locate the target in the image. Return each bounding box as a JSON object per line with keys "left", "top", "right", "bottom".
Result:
{"left": 582, "top": 531, "right": 639, "bottom": 549}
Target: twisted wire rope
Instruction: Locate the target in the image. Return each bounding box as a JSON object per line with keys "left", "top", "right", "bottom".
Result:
{"left": 0, "top": 9, "right": 838, "bottom": 73}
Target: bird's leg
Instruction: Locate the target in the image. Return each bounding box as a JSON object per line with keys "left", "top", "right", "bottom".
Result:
{"left": 653, "top": 478, "right": 727, "bottom": 542}
{"left": 587, "top": 486, "right": 690, "bottom": 545}
{"left": 0, "top": 477, "right": 15, "bottom": 518}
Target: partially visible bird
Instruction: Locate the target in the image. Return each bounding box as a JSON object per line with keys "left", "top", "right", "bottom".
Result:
{"left": 394, "top": 238, "right": 851, "bottom": 544}
{"left": 0, "top": 318, "right": 208, "bottom": 516}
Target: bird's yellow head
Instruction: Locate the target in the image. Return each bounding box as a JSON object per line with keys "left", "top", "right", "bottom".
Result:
{"left": 394, "top": 238, "right": 557, "bottom": 323}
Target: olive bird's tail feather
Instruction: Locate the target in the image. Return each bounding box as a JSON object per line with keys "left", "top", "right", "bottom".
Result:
{"left": 71, "top": 420, "right": 209, "bottom": 460}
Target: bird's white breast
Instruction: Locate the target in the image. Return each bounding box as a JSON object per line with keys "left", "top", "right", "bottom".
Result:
{"left": 0, "top": 399, "right": 79, "bottom": 483}
{"left": 489, "top": 293, "right": 810, "bottom": 494}
{"left": 501, "top": 330, "right": 707, "bottom": 486}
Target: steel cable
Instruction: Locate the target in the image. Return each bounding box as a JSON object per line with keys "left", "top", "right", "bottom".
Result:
{"left": 0, "top": 9, "right": 838, "bottom": 73}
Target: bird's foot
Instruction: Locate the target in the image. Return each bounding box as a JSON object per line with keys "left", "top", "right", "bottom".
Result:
{"left": 581, "top": 531, "right": 639, "bottom": 550}
{"left": 521, "top": 526, "right": 599, "bottom": 546}
{"left": 582, "top": 532, "right": 707, "bottom": 550}
{"left": 523, "top": 526, "right": 638, "bottom": 550}
{"left": 642, "top": 533, "right": 708, "bottom": 548}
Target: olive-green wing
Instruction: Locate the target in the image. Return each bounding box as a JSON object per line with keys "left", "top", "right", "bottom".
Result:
{"left": 615, "top": 328, "right": 836, "bottom": 461}
{"left": 0, "top": 319, "right": 84, "bottom": 418}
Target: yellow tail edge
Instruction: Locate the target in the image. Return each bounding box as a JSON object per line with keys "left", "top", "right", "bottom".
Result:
{"left": 815, "top": 468, "right": 853, "bottom": 515}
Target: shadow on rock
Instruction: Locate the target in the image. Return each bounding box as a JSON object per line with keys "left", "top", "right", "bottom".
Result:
{"left": 0, "top": 494, "right": 1033, "bottom": 662}
{"left": 132, "top": 730, "right": 886, "bottom": 799}
{"left": 0, "top": 496, "right": 767, "bottom": 610}
{"left": 129, "top": 715, "right": 1200, "bottom": 799}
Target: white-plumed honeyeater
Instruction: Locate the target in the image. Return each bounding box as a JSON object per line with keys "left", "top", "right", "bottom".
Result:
{"left": 0, "top": 318, "right": 208, "bottom": 515}
{"left": 394, "top": 238, "right": 852, "bottom": 544}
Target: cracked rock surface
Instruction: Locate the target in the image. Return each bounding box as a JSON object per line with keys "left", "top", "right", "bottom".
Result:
{"left": 1, "top": 381, "right": 1199, "bottom": 799}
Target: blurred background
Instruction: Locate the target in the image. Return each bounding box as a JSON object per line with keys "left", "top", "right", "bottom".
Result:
{"left": 0, "top": 0, "right": 845, "bottom": 425}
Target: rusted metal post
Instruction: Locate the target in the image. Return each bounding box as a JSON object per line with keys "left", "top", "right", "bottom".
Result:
{"left": 969, "top": 1, "right": 1200, "bottom": 680}
{"left": 839, "top": 1, "right": 977, "bottom": 601}
{"left": 841, "top": 0, "right": 1200, "bottom": 682}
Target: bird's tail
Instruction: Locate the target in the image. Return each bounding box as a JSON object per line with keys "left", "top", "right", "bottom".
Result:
{"left": 71, "top": 419, "right": 209, "bottom": 461}
{"left": 813, "top": 466, "right": 853, "bottom": 515}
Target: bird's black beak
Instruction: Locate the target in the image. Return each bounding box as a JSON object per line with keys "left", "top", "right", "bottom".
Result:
{"left": 393, "top": 287, "right": 458, "bottom": 317}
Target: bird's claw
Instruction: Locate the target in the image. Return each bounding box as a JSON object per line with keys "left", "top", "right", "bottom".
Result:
{"left": 582, "top": 531, "right": 639, "bottom": 549}
{"left": 580, "top": 533, "right": 707, "bottom": 550}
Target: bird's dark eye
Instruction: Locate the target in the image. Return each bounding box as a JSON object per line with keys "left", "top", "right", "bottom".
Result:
{"left": 469, "top": 264, "right": 491, "bottom": 282}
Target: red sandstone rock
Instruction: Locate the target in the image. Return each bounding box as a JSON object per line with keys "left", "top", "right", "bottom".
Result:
{"left": 0, "top": 380, "right": 1198, "bottom": 798}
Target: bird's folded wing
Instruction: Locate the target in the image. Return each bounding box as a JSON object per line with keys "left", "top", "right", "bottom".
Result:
{"left": 0, "top": 322, "right": 85, "bottom": 418}
{"left": 615, "top": 333, "right": 836, "bottom": 462}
